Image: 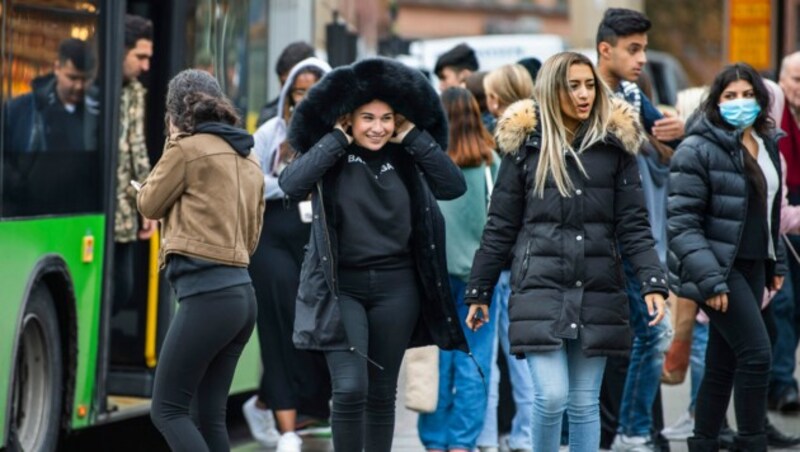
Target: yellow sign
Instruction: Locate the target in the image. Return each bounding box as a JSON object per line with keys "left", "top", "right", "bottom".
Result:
{"left": 728, "top": 0, "right": 772, "bottom": 70}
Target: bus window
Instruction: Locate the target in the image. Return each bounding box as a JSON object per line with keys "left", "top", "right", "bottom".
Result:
{"left": 0, "top": 0, "right": 103, "bottom": 218}
{"left": 185, "top": 0, "right": 266, "bottom": 132}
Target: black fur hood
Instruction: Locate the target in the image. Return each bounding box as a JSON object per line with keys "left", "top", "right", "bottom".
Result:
{"left": 288, "top": 58, "right": 448, "bottom": 154}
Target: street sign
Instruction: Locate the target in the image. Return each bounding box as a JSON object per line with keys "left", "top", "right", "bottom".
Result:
{"left": 728, "top": 0, "right": 772, "bottom": 70}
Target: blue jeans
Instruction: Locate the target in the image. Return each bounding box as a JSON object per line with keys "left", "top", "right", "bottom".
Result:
{"left": 418, "top": 276, "right": 496, "bottom": 450}
{"left": 476, "top": 271, "right": 534, "bottom": 450}
{"left": 770, "top": 240, "right": 800, "bottom": 393}
{"left": 689, "top": 321, "right": 709, "bottom": 411}
{"left": 526, "top": 339, "right": 607, "bottom": 452}
{"left": 617, "top": 259, "right": 674, "bottom": 437}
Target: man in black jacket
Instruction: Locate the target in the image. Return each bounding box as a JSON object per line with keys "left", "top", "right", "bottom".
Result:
{"left": 4, "top": 38, "right": 98, "bottom": 153}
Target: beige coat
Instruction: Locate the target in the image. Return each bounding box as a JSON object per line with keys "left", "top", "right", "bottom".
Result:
{"left": 138, "top": 132, "right": 265, "bottom": 269}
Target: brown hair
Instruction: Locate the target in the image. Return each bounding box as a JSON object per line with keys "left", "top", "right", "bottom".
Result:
{"left": 166, "top": 69, "right": 240, "bottom": 133}
{"left": 441, "top": 87, "right": 494, "bottom": 168}
{"left": 465, "top": 71, "right": 489, "bottom": 113}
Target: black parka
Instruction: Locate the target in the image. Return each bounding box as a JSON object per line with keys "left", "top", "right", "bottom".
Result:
{"left": 279, "top": 58, "right": 470, "bottom": 355}
{"left": 279, "top": 130, "right": 469, "bottom": 353}
{"left": 466, "top": 99, "right": 668, "bottom": 358}
{"left": 667, "top": 113, "right": 786, "bottom": 303}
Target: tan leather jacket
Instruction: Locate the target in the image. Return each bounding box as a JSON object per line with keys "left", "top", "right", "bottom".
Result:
{"left": 138, "top": 132, "right": 265, "bottom": 269}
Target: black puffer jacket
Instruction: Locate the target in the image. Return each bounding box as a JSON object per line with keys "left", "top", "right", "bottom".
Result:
{"left": 466, "top": 99, "right": 668, "bottom": 358}
{"left": 667, "top": 113, "right": 786, "bottom": 303}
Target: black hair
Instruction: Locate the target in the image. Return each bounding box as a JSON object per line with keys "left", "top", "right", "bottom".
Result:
{"left": 58, "top": 38, "right": 96, "bottom": 72}
{"left": 124, "top": 14, "right": 153, "bottom": 50}
{"left": 596, "top": 8, "right": 651, "bottom": 47}
{"left": 701, "top": 62, "right": 773, "bottom": 136}
{"left": 701, "top": 62, "right": 774, "bottom": 201}
{"left": 166, "top": 69, "right": 240, "bottom": 133}
{"left": 434, "top": 43, "right": 479, "bottom": 78}
{"left": 276, "top": 41, "right": 315, "bottom": 78}
{"left": 516, "top": 57, "right": 542, "bottom": 84}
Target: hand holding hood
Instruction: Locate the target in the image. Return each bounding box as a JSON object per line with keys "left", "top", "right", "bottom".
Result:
{"left": 287, "top": 58, "right": 449, "bottom": 154}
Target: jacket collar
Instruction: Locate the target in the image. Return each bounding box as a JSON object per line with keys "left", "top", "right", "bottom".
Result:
{"left": 494, "top": 97, "right": 644, "bottom": 156}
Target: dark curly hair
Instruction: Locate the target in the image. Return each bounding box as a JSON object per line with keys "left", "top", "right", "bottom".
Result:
{"left": 165, "top": 69, "right": 240, "bottom": 133}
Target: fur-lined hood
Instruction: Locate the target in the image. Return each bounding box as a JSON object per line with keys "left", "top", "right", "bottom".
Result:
{"left": 288, "top": 58, "right": 448, "bottom": 154}
{"left": 493, "top": 97, "right": 645, "bottom": 156}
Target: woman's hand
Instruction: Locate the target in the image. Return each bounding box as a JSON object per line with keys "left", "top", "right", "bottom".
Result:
{"left": 465, "top": 303, "right": 490, "bottom": 332}
{"left": 644, "top": 292, "right": 667, "bottom": 326}
{"left": 334, "top": 116, "right": 353, "bottom": 145}
{"left": 705, "top": 292, "right": 729, "bottom": 313}
{"left": 389, "top": 114, "right": 416, "bottom": 143}
{"left": 772, "top": 276, "right": 785, "bottom": 292}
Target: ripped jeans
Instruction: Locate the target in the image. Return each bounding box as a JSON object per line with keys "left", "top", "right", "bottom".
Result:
{"left": 617, "top": 259, "right": 674, "bottom": 437}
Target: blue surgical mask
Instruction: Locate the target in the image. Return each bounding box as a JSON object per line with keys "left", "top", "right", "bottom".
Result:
{"left": 718, "top": 98, "right": 761, "bottom": 128}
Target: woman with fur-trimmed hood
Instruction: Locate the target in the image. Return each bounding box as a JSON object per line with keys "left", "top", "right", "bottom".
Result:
{"left": 464, "top": 52, "right": 667, "bottom": 451}
{"left": 279, "top": 58, "right": 468, "bottom": 452}
{"left": 244, "top": 57, "right": 332, "bottom": 451}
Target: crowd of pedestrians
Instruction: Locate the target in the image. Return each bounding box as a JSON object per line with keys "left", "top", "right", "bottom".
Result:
{"left": 111, "top": 7, "right": 800, "bottom": 452}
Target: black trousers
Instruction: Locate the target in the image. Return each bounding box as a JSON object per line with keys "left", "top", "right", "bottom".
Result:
{"left": 249, "top": 200, "right": 331, "bottom": 417}
{"left": 150, "top": 283, "right": 257, "bottom": 452}
{"left": 694, "top": 259, "right": 772, "bottom": 440}
{"left": 325, "top": 267, "right": 421, "bottom": 452}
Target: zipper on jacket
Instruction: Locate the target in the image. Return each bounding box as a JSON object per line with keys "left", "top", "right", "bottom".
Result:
{"left": 522, "top": 240, "right": 531, "bottom": 273}
{"left": 316, "top": 181, "right": 337, "bottom": 292}
{"left": 350, "top": 346, "right": 385, "bottom": 370}
{"left": 730, "top": 145, "right": 748, "bottom": 279}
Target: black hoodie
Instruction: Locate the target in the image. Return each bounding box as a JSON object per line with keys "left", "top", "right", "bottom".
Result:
{"left": 194, "top": 122, "right": 254, "bottom": 156}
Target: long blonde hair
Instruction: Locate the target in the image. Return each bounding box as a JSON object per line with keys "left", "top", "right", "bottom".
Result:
{"left": 533, "top": 52, "right": 612, "bottom": 198}
{"left": 483, "top": 64, "right": 534, "bottom": 114}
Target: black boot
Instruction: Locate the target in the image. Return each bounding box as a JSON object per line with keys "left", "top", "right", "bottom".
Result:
{"left": 765, "top": 421, "right": 800, "bottom": 448}
{"left": 731, "top": 434, "right": 767, "bottom": 452}
{"left": 688, "top": 436, "right": 720, "bottom": 452}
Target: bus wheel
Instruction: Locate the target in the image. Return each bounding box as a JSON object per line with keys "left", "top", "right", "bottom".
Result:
{"left": 10, "top": 285, "right": 63, "bottom": 452}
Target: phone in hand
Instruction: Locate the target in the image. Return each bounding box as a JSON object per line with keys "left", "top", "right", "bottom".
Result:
{"left": 130, "top": 180, "right": 142, "bottom": 192}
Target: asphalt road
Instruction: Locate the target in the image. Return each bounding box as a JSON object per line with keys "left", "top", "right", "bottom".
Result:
{"left": 59, "top": 361, "right": 800, "bottom": 452}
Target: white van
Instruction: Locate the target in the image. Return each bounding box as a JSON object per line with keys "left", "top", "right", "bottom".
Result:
{"left": 401, "top": 34, "right": 566, "bottom": 85}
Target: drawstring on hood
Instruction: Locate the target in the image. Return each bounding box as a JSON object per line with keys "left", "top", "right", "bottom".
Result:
{"left": 350, "top": 346, "right": 385, "bottom": 371}
{"left": 194, "top": 122, "right": 254, "bottom": 156}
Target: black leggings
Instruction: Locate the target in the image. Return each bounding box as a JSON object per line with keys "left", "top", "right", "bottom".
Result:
{"left": 150, "top": 284, "right": 256, "bottom": 452}
{"left": 694, "top": 259, "right": 772, "bottom": 440}
{"left": 249, "top": 200, "right": 330, "bottom": 416}
{"left": 325, "top": 267, "right": 421, "bottom": 452}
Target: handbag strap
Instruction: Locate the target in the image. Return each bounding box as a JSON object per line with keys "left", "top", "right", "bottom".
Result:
{"left": 783, "top": 233, "right": 800, "bottom": 265}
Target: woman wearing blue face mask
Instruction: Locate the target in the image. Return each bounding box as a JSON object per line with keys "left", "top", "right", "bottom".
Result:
{"left": 668, "top": 63, "right": 786, "bottom": 451}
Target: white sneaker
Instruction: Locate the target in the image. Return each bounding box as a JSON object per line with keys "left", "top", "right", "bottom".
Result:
{"left": 661, "top": 410, "right": 694, "bottom": 441}
{"left": 276, "top": 431, "right": 303, "bottom": 452}
{"left": 611, "top": 434, "right": 654, "bottom": 452}
{"left": 241, "top": 395, "right": 280, "bottom": 448}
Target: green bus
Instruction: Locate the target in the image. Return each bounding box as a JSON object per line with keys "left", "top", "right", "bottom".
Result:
{"left": 0, "top": 1, "right": 270, "bottom": 449}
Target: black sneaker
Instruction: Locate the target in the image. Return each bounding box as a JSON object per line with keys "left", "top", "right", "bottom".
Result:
{"left": 769, "top": 386, "right": 800, "bottom": 413}
{"left": 766, "top": 421, "right": 800, "bottom": 449}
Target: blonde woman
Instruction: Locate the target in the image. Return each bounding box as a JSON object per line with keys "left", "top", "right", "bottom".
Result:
{"left": 483, "top": 64, "right": 534, "bottom": 119}
{"left": 465, "top": 52, "right": 667, "bottom": 451}
{"left": 475, "top": 63, "right": 535, "bottom": 452}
